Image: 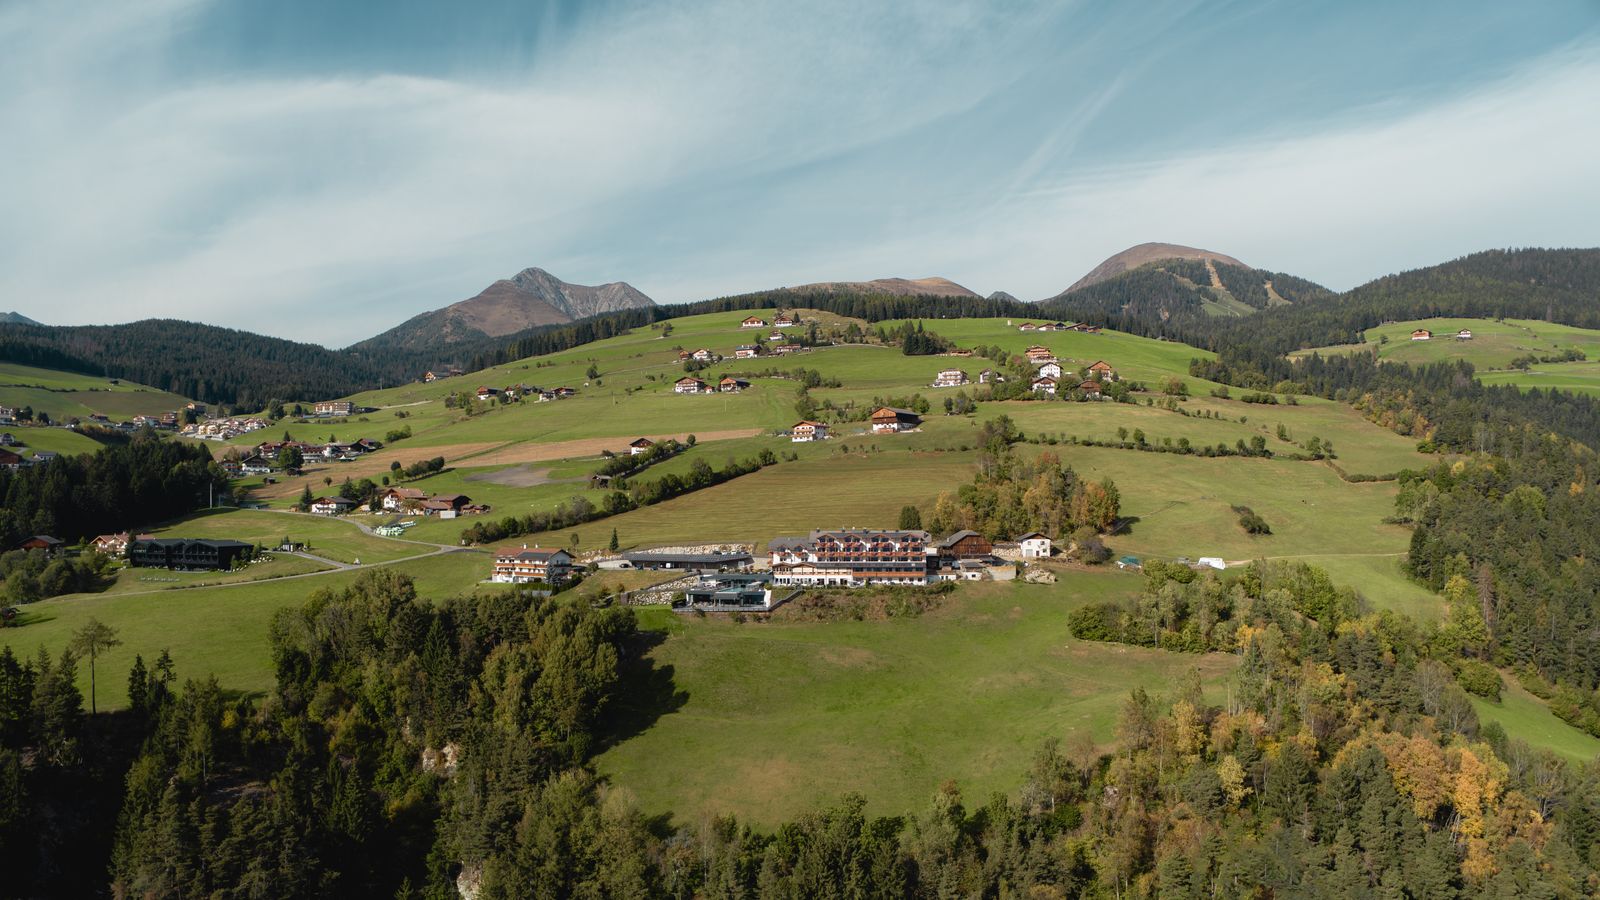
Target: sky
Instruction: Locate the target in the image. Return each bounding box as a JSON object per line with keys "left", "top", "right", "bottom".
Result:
{"left": 2, "top": 0, "right": 1598, "bottom": 347}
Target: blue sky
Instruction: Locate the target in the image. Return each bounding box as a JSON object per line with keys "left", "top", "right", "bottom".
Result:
{"left": 2, "top": 0, "right": 1598, "bottom": 346}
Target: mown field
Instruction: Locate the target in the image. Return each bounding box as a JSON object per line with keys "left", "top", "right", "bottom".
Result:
{"left": 2, "top": 549, "right": 490, "bottom": 710}
{"left": 0, "top": 361, "right": 191, "bottom": 421}
{"left": 1293, "top": 317, "right": 1600, "bottom": 370}
{"left": 142, "top": 507, "right": 434, "bottom": 564}
{"left": 598, "top": 577, "right": 1236, "bottom": 826}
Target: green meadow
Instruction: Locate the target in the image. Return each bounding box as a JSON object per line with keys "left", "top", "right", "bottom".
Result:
{"left": 1293, "top": 317, "right": 1600, "bottom": 370}
{"left": 2, "top": 550, "right": 490, "bottom": 710}
{"left": 21, "top": 305, "right": 1599, "bottom": 811}
{"left": 598, "top": 577, "right": 1236, "bottom": 826}
{"left": 1472, "top": 679, "right": 1600, "bottom": 763}
{"left": 142, "top": 507, "right": 434, "bottom": 564}
{"left": 0, "top": 361, "right": 191, "bottom": 421}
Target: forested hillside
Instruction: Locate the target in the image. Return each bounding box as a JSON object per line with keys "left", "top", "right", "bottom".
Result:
{"left": 0, "top": 320, "right": 409, "bottom": 407}
{"left": 1039, "top": 259, "right": 1333, "bottom": 327}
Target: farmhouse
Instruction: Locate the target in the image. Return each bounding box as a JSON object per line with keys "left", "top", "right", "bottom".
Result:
{"left": 741, "top": 316, "right": 767, "bottom": 328}
{"left": 0, "top": 450, "right": 23, "bottom": 470}
{"left": 475, "top": 386, "right": 500, "bottom": 401}
{"left": 629, "top": 438, "right": 655, "bottom": 456}
{"left": 691, "top": 348, "right": 714, "bottom": 362}
{"left": 682, "top": 572, "right": 775, "bottom": 611}
{"left": 1067, "top": 323, "right": 1102, "bottom": 334}
{"left": 1456, "top": 329, "right": 1473, "bottom": 340}
{"left": 1031, "top": 376, "right": 1058, "bottom": 395}
{"left": 379, "top": 487, "right": 429, "bottom": 511}
{"left": 490, "top": 545, "right": 573, "bottom": 585}
{"left": 933, "top": 368, "right": 970, "bottom": 387}
{"left": 18, "top": 535, "right": 63, "bottom": 555}
{"left": 92, "top": 532, "right": 133, "bottom": 555}
{"left": 1017, "top": 532, "right": 1053, "bottom": 558}
{"left": 621, "top": 550, "right": 753, "bottom": 571}
{"left": 790, "top": 420, "right": 829, "bottom": 442}
{"left": 870, "top": 406, "right": 922, "bottom": 433}
{"left": 935, "top": 530, "right": 993, "bottom": 560}
{"left": 767, "top": 330, "right": 786, "bottom": 342}
{"left": 1411, "top": 329, "right": 1432, "bottom": 341}
{"left": 675, "top": 376, "right": 708, "bottom": 394}
{"left": 422, "top": 494, "right": 474, "bottom": 518}
{"left": 718, "top": 377, "right": 750, "bottom": 393}
{"left": 1086, "top": 360, "right": 1116, "bottom": 380}
{"left": 768, "top": 529, "right": 930, "bottom": 587}
{"left": 0, "top": 433, "right": 15, "bottom": 446}
{"left": 0, "top": 406, "right": 14, "bottom": 423}
{"left": 309, "top": 496, "right": 357, "bottom": 516}
{"left": 978, "top": 369, "right": 1005, "bottom": 384}
{"left": 239, "top": 454, "right": 277, "bottom": 476}
{"left": 772, "top": 312, "right": 797, "bottom": 327}
{"left": 128, "top": 538, "right": 254, "bottom": 571}
{"left": 313, "top": 400, "right": 354, "bottom": 417}
{"left": 735, "top": 345, "right": 760, "bottom": 359}
{"left": 1037, "top": 361, "right": 1064, "bottom": 380}
{"left": 1077, "top": 380, "right": 1104, "bottom": 397}
{"left": 1018, "top": 322, "right": 1036, "bottom": 331}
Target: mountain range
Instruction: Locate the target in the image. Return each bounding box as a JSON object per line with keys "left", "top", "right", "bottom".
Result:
{"left": 5, "top": 246, "right": 1599, "bottom": 406}
{"left": 783, "top": 276, "right": 979, "bottom": 298}
{"left": 0, "top": 311, "right": 40, "bottom": 326}
{"left": 352, "top": 267, "right": 656, "bottom": 354}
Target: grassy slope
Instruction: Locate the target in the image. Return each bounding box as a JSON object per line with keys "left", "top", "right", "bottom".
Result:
{"left": 20, "top": 308, "right": 1594, "bottom": 797}
{"left": 0, "top": 361, "right": 191, "bottom": 420}
{"left": 1471, "top": 679, "right": 1600, "bottom": 763}
{"left": 142, "top": 508, "right": 432, "bottom": 565}
{"left": 1293, "top": 317, "right": 1600, "bottom": 370}
{"left": 2, "top": 550, "right": 489, "bottom": 710}
{"left": 598, "top": 577, "right": 1236, "bottom": 825}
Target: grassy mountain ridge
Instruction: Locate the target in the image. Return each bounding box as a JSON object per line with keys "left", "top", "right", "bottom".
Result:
{"left": 1063, "top": 241, "right": 1249, "bottom": 293}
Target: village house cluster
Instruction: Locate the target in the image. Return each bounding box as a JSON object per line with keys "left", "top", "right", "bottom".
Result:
{"left": 179, "top": 415, "right": 271, "bottom": 441}
{"left": 786, "top": 406, "right": 922, "bottom": 442}
{"left": 223, "top": 436, "right": 387, "bottom": 478}
{"left": 1016, "top": 321, "right": 1101, "bottom": 334}
{"left": 303, "top": 486, "right": 488, "bottom": 519}
{"left": 471, "top": 384, "right": 576, "bottom": 403}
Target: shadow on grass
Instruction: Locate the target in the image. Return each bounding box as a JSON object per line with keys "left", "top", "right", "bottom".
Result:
{"left": 596, "top": 629, "right": 687, "bottom": 751}
{"left": 5, "top": 608, "right": 58, "bottom": 630}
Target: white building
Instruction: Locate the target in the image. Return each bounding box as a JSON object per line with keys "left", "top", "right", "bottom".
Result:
{"left": 933, "top": 368, "right": 969, "bottom": 387}
{"left": 1018, "top": 532, "right": 1053, "bottom": 558}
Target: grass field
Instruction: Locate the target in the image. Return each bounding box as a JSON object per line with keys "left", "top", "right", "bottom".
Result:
{"left": 551, "top": 450, "right": 983, "bottom": 551}
{"left": 0, "top": 361, "right": 191, "bottom": 421}
{"left": 1471, "top": 679, "right": 1600, "bottom": 763}
{"left": 1478, "top": 360, "right": 1600, "bottom": 398}
{"left": 1293, "top": 318, "right": 1600, "bottom": 371}
{"left": 878, "top": 318, "right": 1219, "bottom": 391}
{"left": 143, "top": 508, "right": 432, "bottom": 564}
{"left": 1, "top": 550, "right": 490, "bottom": 710}
{"left": 94, "top": 553, "right": 335, "bottom": 595}
{"left": 598, "top": 576, "right": 1236, "bottom": 825}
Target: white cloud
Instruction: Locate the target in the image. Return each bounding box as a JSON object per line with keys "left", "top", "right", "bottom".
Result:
{"left": 0, "top": 0, "right": 1595, "bottom": 344}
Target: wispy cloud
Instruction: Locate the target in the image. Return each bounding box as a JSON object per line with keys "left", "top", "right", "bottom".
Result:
{"left": 0, "top": 0, "right": 1595, "bottom": 343}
